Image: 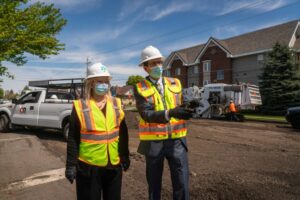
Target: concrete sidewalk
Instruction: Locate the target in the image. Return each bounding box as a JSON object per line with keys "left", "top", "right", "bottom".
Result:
{"left": 0, "top": 132, "right": 76, "bottom": 200}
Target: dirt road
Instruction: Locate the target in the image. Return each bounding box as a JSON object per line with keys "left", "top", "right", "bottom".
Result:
{"left": 31, "top": 111, "right": 300, "bottom": 200}
{"left": 121, "top": 111, "right": 300, "bottom": 200}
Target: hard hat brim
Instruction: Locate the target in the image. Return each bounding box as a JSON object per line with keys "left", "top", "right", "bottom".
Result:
{"left": 85, "top": 75, "right": 112, "bottom": 81}
{"left": 139, "top": 55, "right": 164, "bottom": 66}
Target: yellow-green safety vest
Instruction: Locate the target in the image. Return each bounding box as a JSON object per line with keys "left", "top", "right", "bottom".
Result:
{"left": 136, "top": 77, "right": 187, "bottom": 141}
{"left": 73, "top": 97, "right": 124, "bottom": 167}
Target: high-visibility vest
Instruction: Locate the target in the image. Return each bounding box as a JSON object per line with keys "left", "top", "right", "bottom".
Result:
{"left": 229, "top": 102, "right": 237, "bottom": 112}
{"left": 73, "top": 97, "right": 124, "bottom": 167}
{"left": 136, "top": 77, "right": 187, "bottom": 141}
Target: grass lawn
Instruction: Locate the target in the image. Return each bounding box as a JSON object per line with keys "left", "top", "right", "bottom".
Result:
{"left": 244, "top": 114, "right": 287, "bottom": 123}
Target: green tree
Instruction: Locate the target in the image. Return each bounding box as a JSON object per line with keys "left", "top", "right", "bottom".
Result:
{"left": 4, "top": 89, "right": 18, "bottom": 100}
{"left": 0, "top": 88, "right": 4, "bottom": 99}
{"left": 259, "top": 42, "right": 300, "bottom": 114}
{"left": 0, "top": 0, "right": 67, "bottom": 80}
{"left": 126, "top": 75, "right": 144, "bottom": 86}
{"left": 23, "top": 85, "right": 29, "bottom": 91}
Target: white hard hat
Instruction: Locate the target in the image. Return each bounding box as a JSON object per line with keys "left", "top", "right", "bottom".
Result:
{"left": 86, "top": 62, "right": 111, "bottom": 80}
{"left": 139, "top": 45, "right": 164, "bottom": 66}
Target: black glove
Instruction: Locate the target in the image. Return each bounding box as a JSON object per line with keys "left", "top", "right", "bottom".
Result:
{"left": 65, "top": 166, "right": 76, "bottom": 184}
{"left": 169, "top": 106, "right": 193, "bottom": 120}
{"left": 180, "top": 99, "right": 202, "bottom": 113}
{"left": 121, "top": 156, "right": 130, "bottom": 171}
{"left": 188, "top": 99, "right": 202, "bottom": 109}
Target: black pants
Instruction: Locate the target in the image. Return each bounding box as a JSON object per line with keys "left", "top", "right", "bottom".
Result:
{"left": 76, "top": 166, "right": 122, "bottom": 200}
{"left": 230, "top": 112, "right": 239, "bottom": 121}
{"left": 145, "top": 139, "right": 189, "bottom": 200}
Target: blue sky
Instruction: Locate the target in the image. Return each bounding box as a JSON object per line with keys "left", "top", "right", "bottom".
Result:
{"left": 3, "top": 0, "right": 300, "bottom": 92}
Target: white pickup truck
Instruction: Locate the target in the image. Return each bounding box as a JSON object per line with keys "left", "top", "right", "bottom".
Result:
{"left": 0, "top": 78, "right": 84, "bottom": 140}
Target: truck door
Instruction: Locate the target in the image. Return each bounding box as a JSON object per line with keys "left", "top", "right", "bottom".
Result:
{"left": 11, "top": 91, "right": 41, "bottom": 126}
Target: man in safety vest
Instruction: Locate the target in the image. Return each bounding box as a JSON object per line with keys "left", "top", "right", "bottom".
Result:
{"left": 134, "top": 45, "right": 193, "bottom": 200}
{"left": 65, "top": 62, "right": 130, "bottom": 200}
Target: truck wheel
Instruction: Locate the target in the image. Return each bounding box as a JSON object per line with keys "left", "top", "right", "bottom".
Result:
{"left": 63, "top": 122, "right": 70, "bottom": 141}
{"left": 0, "top": 114, "right": 10, "bottom": 133}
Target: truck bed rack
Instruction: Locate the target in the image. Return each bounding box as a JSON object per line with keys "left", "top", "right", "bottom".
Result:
{"left": 28, "top": 78, "right": 84, "bottom": 89}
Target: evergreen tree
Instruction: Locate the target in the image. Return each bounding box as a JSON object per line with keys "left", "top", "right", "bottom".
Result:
{"left": 259, "top": 42, "right": 300, "bottom": 114}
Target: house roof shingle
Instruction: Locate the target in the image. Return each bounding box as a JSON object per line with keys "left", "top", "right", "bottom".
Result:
{"left": 164, "top": 20, "right": 300, "bottom": 67}
{"left": 223, "top": 20, "right": 299, "bottom": 56}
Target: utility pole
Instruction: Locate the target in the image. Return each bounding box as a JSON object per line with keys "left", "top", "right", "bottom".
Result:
{"left": 86, "top": 57, "right": 92, "bottom": 67}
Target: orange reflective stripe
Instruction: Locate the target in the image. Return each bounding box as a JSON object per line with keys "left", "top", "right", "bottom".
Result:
{"left": 112, "top": 98, "right": 119, "bottom": 127}
{"left": 141, "top": 80, "right": 155, "bottom": 104}
{"left": 78, "top": 100, "right": 87, "bottom": 130}
{"left": 139, "top": 123, "right": 167, "bottom": 128}
{"left": 81, "top": 137, "right": 119, "bottom": 144}
{"left": 139, "top": 132, "right": 168, "bottom": 135}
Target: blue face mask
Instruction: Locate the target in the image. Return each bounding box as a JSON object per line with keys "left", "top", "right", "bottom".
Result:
{"left": 94, "top": 83, "right": 109, "bottom": 95}
{"left": 149, "top": 66, "right": 163, "bottom": 79}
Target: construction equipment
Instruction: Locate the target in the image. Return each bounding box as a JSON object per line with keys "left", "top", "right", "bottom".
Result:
{"left": 182, "top": 83, "right": 262, "bottom": 120}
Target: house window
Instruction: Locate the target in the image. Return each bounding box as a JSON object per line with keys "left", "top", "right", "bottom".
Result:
{"left": 203, "top": 80, "right": 210, "bottom": 85}
{"left": 175, "top": 68, "right": 181, "bottom": 75}
{"left": 257, "top": 54, "right": 264, "bottom": 61}
{"left": 203, "top": 61, "right": 211, "bottom": 72}
{"left": 164, "top": 70, "right": 171, "bottom": 77}
{"left": 193, "top": 66, "right": 198, "bottom": 74}
{"left": 217, "top": 70, "right": 224, "bottom": 80}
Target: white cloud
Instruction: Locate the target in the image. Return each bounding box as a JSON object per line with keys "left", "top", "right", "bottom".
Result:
{"left": 218, "top": 0, "right": 290, "bottom": 16}
{"left": 150, "top": 2, "right": 195, "bottom": 21}
{"left": 141, "top": 1, "right": 204, "bottom": 21}
{"left": 118, "top": 0, "right": 148, "bottom": 20}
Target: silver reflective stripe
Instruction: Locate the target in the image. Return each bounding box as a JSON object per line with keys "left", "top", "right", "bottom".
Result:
{"left": 174, "top": 93, "right": 180, "bottom": 106}
{"left": 112, "top": 98, "right": 120, "bottom": 123}
{"left": 171, "top": 122, "right": 186, "bottom": 131}
{"left": 139, "top": 126, "right": 167, "bottom": 133}
{"left": 140, "top": 80, "right": 147, "bottom": 90}
{"left": 81, "top": 100, "right": 93, "bottom": 131}
{"left": 81, "top": 130, "right": 119, "bottom": 141}
{"left": 139, "top": 122, "right": 186, "bottom": 133}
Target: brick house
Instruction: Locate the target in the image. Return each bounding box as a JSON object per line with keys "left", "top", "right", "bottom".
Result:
{"left": 163, "top": 20, "right": 300, "bottom": 88}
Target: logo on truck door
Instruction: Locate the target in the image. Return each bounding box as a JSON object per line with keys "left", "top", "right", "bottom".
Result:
{"left": 19, "top": 106, "right": 26, "bottom": 113}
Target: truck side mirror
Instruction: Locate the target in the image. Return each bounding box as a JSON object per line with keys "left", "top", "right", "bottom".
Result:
{"left": 12, "top": 98, "right": 18, "bottom": 104}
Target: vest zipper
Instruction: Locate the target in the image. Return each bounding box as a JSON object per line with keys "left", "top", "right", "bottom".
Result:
{"left": 161, "top": 80, "right": 172, "bottom": 138}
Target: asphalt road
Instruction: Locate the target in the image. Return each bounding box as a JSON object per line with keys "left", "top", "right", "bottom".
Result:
{"left": 0, "top": 129, "right": 75, "bottom": 200}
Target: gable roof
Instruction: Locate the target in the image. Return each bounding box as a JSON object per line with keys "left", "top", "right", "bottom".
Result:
{"left": 195, "top": 37, "right": 232, "bottom": 61}
{"left": 164, "top": 44, "right": 205, "bottom": 68}
{"left": 164, "top": 20, "right": 300, "bottom": 68}
{"left": 223, "top": 20, "right": 299, "bottom": 57}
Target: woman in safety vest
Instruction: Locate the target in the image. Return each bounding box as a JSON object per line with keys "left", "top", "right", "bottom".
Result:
{"left": 65, "top": 62, "right": 130, "bottom": 200}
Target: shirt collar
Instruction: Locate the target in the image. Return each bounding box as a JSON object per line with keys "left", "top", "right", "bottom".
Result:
{"left": 148, "top": 76, "right": 163, "bottom": 85}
